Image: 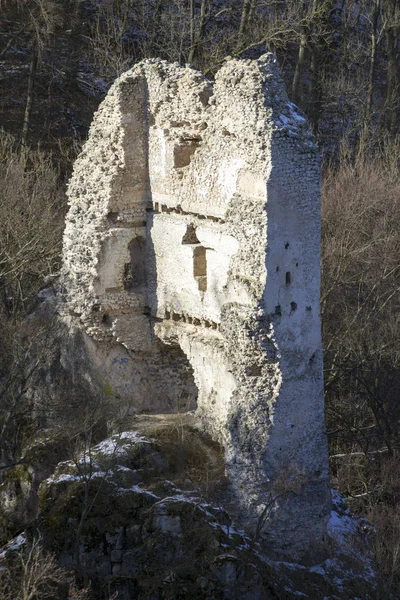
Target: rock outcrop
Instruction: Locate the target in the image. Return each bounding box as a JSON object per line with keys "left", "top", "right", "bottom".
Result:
{"left": 1, "top": 425, "right": 374, "bottom": 600}
{"left": 61, "top": 54, "right": 330, "bottom": 561}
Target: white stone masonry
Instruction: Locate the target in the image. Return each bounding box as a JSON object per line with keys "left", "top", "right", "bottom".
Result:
{"left": 61, "top": 54, "right": 331, "bottom": 561}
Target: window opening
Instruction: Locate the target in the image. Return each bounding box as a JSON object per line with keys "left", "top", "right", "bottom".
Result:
{"left": 173, "top": 137, "right": 201, "bottom": 168}
{"left": 181, "top": 225, "right": 207, "bottom": 292}
{"left": 124, "top": 237, "right": 146, "bottom": 290}
{"left": 193, "top": 246, "right": 207, "bottom": 292}
{"left": 182, "top": 224, "right": 200, "bottom": 244}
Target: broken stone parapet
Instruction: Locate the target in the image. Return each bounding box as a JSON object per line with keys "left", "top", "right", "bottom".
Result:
{"left": 60, "top": 54, "right": 331, "bottom": 561}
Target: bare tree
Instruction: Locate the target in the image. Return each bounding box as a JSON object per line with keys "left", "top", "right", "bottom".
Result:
{"left": 0, "top": 536, "right": 64, "bottom": 600}
{"left": 322, "top": 150, "right": 400, "bottom": 460}
{"left": 0, "top": 1, "right": 63, "bottom": 147}
{"left": 381, "top": 0, "right": 400, "bottom": 133}
{"left": 0, "top": 134, "right": 65, "bottom": 319}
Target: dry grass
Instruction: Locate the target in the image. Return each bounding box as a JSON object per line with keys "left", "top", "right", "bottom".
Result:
{"left": 322, "top": 151, "right": 400, "bottom": 598}
{"left": 130, "top": 413, "right": 229, "bottom": 501}
{"left": 0, "top": 134, "right": 66, "bottom": 319}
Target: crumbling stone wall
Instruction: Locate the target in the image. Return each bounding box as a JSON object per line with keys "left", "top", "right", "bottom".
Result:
{"left": 61, "top": 54, "right": 331, "bottom": 561}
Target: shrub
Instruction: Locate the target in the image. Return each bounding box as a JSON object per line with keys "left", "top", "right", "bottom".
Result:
{"left": 0, "top": 134, "right": 65, "bottom": 320}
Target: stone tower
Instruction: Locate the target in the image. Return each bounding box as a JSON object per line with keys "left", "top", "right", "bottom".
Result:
{"left": 61, "top": 54, "right": 331, "bottom": 560}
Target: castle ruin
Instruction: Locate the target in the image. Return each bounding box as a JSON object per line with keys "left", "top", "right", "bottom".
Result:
{"left": 61, "top": 54, "right": 331, "bottom": 561}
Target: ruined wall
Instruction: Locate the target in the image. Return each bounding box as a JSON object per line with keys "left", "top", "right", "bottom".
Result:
{"left": 61, "top": 54, "right": 331, "bottom": 561}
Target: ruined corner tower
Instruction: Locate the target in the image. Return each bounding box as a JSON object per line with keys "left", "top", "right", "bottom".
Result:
{"left": 61, "top": 54, "right": 331, "bottom": 561}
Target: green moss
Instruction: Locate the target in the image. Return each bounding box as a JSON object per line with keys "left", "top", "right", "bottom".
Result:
{"left": 2, "top": 463, "right": 32, "bottom": 487}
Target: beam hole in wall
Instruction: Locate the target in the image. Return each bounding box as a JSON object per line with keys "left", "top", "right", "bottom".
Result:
{"left": 286, "top": 272, "right": 291, "bottom": 285}
{"left": 291, "top": 301, "right": 297, "bottom": 312}
{"left": 170, "top": 120, "right": 191, "bottom": 128}
{"left": 173, "top": 136, "right": 201, "bottom": 168}
{"left": 285, "top": 242, "right": 290, "bottom": 249}
{"left": 107, "top": 212, "right": 119, "bottom": 224}
{"left": 246, "top": 364, "right": 262, "bottom": 377}
{"left": 124, "top": 237, "right": 146, "bottom": 290}
{"left": 102, "top": 314, "right": 112, "bottom": 328}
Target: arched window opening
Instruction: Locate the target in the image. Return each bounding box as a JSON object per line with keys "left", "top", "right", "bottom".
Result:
{"left": 124, "top": 237, "right": 146, "bottom": 290}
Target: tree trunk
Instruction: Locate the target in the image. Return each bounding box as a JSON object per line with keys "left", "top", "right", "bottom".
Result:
{"left": 383, "top": 2, "right": 399, "bottom": 133}
{"left": 64, "top": 0, "right": 84, "bottom": 92}
{"left": 21, "top": 46, "right": 38, "bottom": 151}
{"left": 150, "top": 0, "right": 164, "bottom": 49}
{"left": 237, "top": 0, "right": 252, "bottom": 50}
{"left": 292, "top": 30, "right": 307, "bottom": 105}
{"left": 247, "top": 0, "right": 257, "bottom": 30}
{"left": 189, "top": 0, "right": 195, "bottom": 53}
{"left": 360, "top": 0, "right": 381, "bottom": 153}
{"left": 188, "top": 0, "right": 208, "bottom": 64}
{"left": 366, "top": 15, "right": 378, "bottom": 121}
{"left": 309, "top": 42, "right": 322, "bottom": 132}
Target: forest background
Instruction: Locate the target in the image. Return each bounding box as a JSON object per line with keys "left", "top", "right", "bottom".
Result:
{"left": 0, "top": 0, "right": 399, "bottom": 595}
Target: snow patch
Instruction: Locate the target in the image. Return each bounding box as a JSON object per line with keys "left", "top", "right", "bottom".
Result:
{"left": 0, "top": 532, "right": 27, "bottom": 560}
{"left": 120, "top": 431, "right": 150, "bottom": 443}
{"left": 92, "top": 431, "right": 150, "bottom": 457}
{"left": 52, "top": 473, "right": 81, "bottom": 484}
{"left": 287, "top": 101, "right": 307, "bottom": 123}
{"left": 117, "top": 484, "right": 158, "bottom": 499}
{"left": 91, "top": 471, "right": 107, "bottom": 479}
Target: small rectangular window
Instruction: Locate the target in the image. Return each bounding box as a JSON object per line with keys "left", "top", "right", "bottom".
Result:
{"left": 193, "top": 246, "right": 207, "bottom": 291}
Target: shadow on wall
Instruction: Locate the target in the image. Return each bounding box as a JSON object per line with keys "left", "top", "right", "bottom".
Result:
{"left": 120, "top": 76, "right": 198, "bottom": 414}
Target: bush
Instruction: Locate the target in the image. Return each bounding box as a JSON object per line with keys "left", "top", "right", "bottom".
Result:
{"left": 321, "top": 151, "right": 400, "bottom": 595}
{"left": 0, "top": 134, "right": 66, "bottom": 320}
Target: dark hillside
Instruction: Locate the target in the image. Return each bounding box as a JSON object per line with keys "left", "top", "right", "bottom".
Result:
{"left": 1, "top": 1, "right": 399, "bottom": 160}
{"left": 1, "top": 1, "right": 400, "bottom": 597}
